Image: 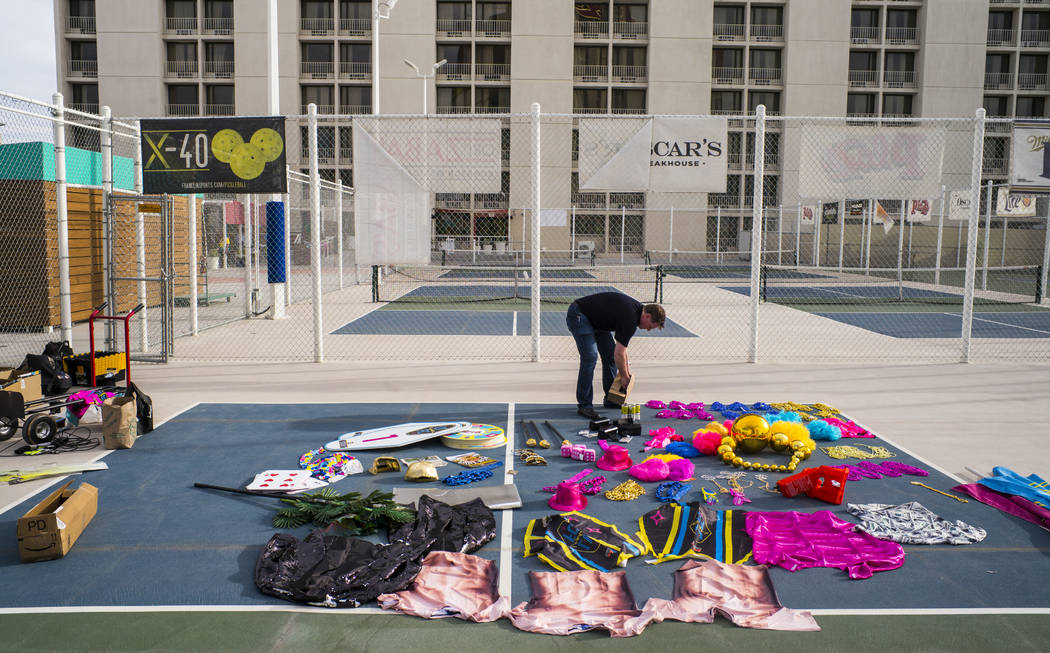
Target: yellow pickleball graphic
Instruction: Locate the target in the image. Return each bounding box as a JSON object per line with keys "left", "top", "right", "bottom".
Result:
{"left": 228, "top": 143, "right": 266, "bottom": 180}
{"left": 211, "top": 129, "right": 244, "bottom": 164}
{"left": 250, "top": 128, "right": 284, "bottom": 162}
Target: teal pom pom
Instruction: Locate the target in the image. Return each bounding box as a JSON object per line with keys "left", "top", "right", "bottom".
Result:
{"left": 806, "top": 420, "right": 842, "bottom": 441}
{"left": 765, "top": 410, "right": 803, "bottom": 424}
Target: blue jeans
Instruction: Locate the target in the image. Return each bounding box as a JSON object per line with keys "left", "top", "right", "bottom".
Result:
{"left": 566, "top": 302, "right": 617, "bottom": 408}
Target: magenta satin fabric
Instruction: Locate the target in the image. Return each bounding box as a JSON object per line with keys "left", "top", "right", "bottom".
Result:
{"left": 745, "top": 510, "right": 905, "bottom": 579}
{"left": 952, "top": 483, "right": 1050, "bottom": 531}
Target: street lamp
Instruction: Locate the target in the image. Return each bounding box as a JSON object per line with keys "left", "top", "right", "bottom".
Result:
{"left": 372, "top": 0, "right": 399, "bottom": 114}
{"left": 403, "top": 58, "right": 447, "bottom": 115}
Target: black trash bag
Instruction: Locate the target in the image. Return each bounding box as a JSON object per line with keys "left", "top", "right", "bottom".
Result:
{"left": 255, "top": 496, "right": 496, "bottom": 608}
{"left": 126, "top": 382, "right": 154, "bottom": 434}
{"left": 20, "top": 353, "right": 72, "bottom": 396}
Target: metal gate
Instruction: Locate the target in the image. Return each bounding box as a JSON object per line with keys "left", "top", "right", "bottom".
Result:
{"left": 104, "top": 194, "right": 175, "bottom": 363}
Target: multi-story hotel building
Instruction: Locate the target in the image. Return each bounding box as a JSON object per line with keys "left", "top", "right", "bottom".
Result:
{"left": 53, "top": 0, "right": 1048, "bottom": 256}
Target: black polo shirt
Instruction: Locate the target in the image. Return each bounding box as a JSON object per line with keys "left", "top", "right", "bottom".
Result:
{"left": 574, "top": 291, "right": 643, "bottom": 346}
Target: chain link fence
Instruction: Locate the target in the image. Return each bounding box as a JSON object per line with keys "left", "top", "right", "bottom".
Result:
{"left": 2, "top": 95, "right": 1049, "bottom": 366}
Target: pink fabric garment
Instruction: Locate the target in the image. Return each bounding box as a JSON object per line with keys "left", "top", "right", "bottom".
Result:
{"left": 67, "top": 389, "right": 114, "bottom": 418}
{"left": 952, "top": 483, "right": 1050, "bottom": 532}
{"left": 637, "top": 559, "right": 820, "bottom": 631}
{"left": 376, "top": 551, "right": 510, "bottom": 622}
{"left": 746, "top": 510, "right": 905, "bottom": 579}
{"left": 509, "top": 569, "right": 646, "bottom": 637}
{"left": 823, "top": 417, "right": 872, "bottom": 438}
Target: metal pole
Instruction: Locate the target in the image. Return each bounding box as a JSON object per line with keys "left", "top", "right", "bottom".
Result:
{"left": 619, "top": 205, "right": 625, "bottom": 264}
{"left": 897, "top": 200, "right": 906, "bottom": 299}
{"left": 100, "top": 105, "right": 116, "bottom": 350}
{"left": 1041, "top": 209, "right": 1050, "bottom": 304}
{"left": 134, "top": 126, "right": 148, "bottom": 352}
{"left": 716, "top": 207, "right": 722, "bottom": 263}
{"left": 242, "top": 194, "right": 252, "bottom": 317}
{"left": 865, "top": 199, "right": 873, "bottom": 274}
{"left": 1001, "top": 216, "right": 1008, "bottom": 267}
{"left": 982, "top": 180, "right": 993, "bottom": 290}
{"left": 837, "top": 199, "right": 845, "bottom": 270}
{"left": 907, "top": 206, "right": 914, "bottom": 267}
{"left": 777, "top": 204, "right": 783, "bottom": 265}
{"left": 571, "top": 206, "right": 576, "bottom": 263}
{"left": 935, "top": 185, "right": 945, "bottom": 284}
{"left": 794, "top": 203, "right": 800, "bottom": 265}
{"left": 668, "top": 207, "right": 674, "bottom": 262}
{"left": 51, "top": 94, "right": 73, "bottom": 346}
{"left": 748, "top": 105, "right": 766, "bottom": 363}
{"left": 530, "top": 102, "right": 542, "bottom": 362}
{"left": 188, "top": 196, "right": 198, "bottom": 335}
{"left": 309, "top": 104, "right": 324, "bottom": 361}
{"left": 337, "top": 179, "right": 344, "bottom": 289}
{"left": 961, "top": 109, "right": 986, "bottom": 362}
{"left": 221, "top": 203, "right": 228, "bottom": 268}
{"left": 283, "top": 184, "right": 292, "bottom": 302}
{"left": 813, "top": 201, "right": 822, "bottom": 267}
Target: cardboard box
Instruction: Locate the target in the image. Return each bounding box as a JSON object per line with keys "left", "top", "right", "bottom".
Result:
{"left": 0, "top": 368, "right": 42, "bottom": 403}
{"left": 604, "top": 372, "right": 636, "bottom": 407}
{"left": 17, "top": 480, "right": 98, "bottom": 563}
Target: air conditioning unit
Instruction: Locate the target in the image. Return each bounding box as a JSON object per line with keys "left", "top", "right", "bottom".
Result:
{"left": 755, "top": 36, "right": 772, "bottom": 42}
{"left": 849, "top": 81, "right": 866, "bottom": 87}
{"left": 889, "top": 38, "right": 906, "bottom": 45}
{"left": 484, "top": 30, "right": 501, "bottom": 37}
{"left": 311, "top": 29, "right": 327, "bottom": 36}
{"left": 312, "top": 73, "right": 329, "bottom": 79}
{"left": 716, "top": 77, "right": 733, "bottom": 84}
{"left": 446, "top": 73, "right": 464, "bottom": 80}
{"left": 753, "top": 78, "right": 770, "bottom": 85}
{"left": 577, "top": 240, "right": 595, "bottom": 253}
{"left": 176, "top": 29, "right": 193, "bottom": 35}
{"left": 851, "top": 38, "right": 867, "bottom": 44}
{"left": 581, "top": 75, "right": 600, "bottom": 82}
{"left": 888, "top": 81, "right": 904, "bottom": 88}
{"left": 717, "top": 35, "right": 735, "bottom": 41}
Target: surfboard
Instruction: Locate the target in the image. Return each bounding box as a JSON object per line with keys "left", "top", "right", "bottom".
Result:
{"left": 325, "top": 422, "right": 473, "bottom": 451}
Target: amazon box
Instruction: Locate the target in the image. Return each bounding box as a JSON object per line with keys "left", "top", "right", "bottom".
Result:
{"left": 0, "top": 368, "right": 42, "bottom": 403}
{"left": 17, "top": 481, "right": 97, "bottom": 563}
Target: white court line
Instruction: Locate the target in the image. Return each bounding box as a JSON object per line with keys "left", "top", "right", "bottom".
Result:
{"left": 511, "top": 311, "right": 517, "bottom": 336}
{"left": 970, "top": 313, "right": 1050, "bottom": 336}
{"left": 498, "top": 403, "right": 515, "bottom": 599}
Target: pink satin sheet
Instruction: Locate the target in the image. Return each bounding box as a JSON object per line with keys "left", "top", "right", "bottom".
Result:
{"left": 377, "top": 551, "right": 510, "bottom": 622}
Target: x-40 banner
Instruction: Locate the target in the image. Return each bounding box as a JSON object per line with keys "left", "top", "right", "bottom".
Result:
{"left": 140, "top": 117, "right": 287, "bottom": 194}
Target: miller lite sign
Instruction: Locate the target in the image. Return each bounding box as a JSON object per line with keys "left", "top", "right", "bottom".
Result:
{"left": 1010, "top": 121, "right": 1050, "bottom": 194}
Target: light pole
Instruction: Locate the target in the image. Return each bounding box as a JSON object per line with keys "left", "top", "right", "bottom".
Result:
{"left": 372, "top": 0, "right": 399, "bottom": 114}
{"left": 403, "top": 58, "right": 447, "bottom": 115}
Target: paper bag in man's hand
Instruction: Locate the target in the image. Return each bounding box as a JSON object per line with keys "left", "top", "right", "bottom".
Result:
{"left": 101, "top": 396, "right": 138, "bottom": 449}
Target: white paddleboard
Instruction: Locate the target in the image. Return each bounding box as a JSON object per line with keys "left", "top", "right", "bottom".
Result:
{"left": 325, "top": 421, "right": 472, "bottom": 451}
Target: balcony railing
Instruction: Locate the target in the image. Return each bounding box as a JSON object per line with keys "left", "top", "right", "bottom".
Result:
{"left": 167, "top": 60, "right": 199, "bottom": 78}
{"left": 164, "top": 16, "right": 198, "bottom": 33}
{"left": 301, "top": 62, "right": 335, "bottom": 78}
{"left": 749, "top": 67, "right": 782, "bottom": 84}
{"left": 713, "top": 23, "right": 745, "bottom": 40}
{"left": 66, "top": 15, "right": 96, "bottom": 33}
{"left": 884, "top": 70, "right": 917, "bottom": 87}
{"left": 316, "top": 147, "right": 336, "bottom": 163}
{"left": 983, "top": 157, "right": 1008, "bottom": 174}
{"left": 708, "top": 193, "right": 740, "bottom": 208}
{"left": 475, "top": 19, "right": 511, "bottom": 37}
{"left": 203, "top": 61, "right": 234, "bottom": 78}
{"left": 985, "top": 120, "right": 1013, "bottom": 133}
{"left": 475, "top": 63, "right": 510, "bottom": 81}
{"left": 987, "top": 28, "right": 1016, "bottom": 45}
{"left": 572, "top": 192, "right": 607, "bottom": 208}
{"left": 341, "top": 104, "right": 372, "bottom": 115}
{"left": 885, "top": 26, "right": 919, "bottom": 43}
{"left": 67, "top": 102, "right": 99, "bottom": 114}
{"left": 301, "top": 103, "right": 335, "bottom": 114}
{"left": 436, "top": 18, "right": 472, "bottom": 36}
{"left": 475, "top": 193, "right": 509, "bottom": 209}
{"left": 437, "top": 105, "right": 473, "bottom": 114}
{"left": 750, "top": 24, "right": 784, "bottom": 41}
{"left": 573, "top": 64, "right": 609, "bottom": 82}
{"left": 610, "top": 192, "right": 645, "bottom": 208}
{"left": 339, "top": 147, "right": 352, "bottom": 162}
{"left": 850, "top": 26, "right": 880, "bottom": 42}
{"left": 475, "top": 106, "right": 510, "bottom": 114}
{"left": 202, "top": 17, "right": 233, "bottom": 34}
{"left": 613, "top": 21, "right": 648, "bottom": 39}
{"left": 712, "top": 66, "right": 745, "bottom": 84}
{"left": 574, "top": 21, "right": 609, "bottom": 39}
{"left": 984, "top": 72, "right": 1014, "bottom": 89}
{"left": 1018, "top": 72, "right": 1050, "bottom": 90}
{"left": 68, "top": 59, "right": 98, "bottom": 77}
{"left": 339, "top": 62, "right": 371, "bottom": 79}
{"left": 573, "top": 107, "right": 608, "bottom": 114}
{"left": 612, "top": 65, "right": 647, "bottom": 82}
{"left": 300, "top": 17, "right": 334, "bottom": 35}
{"left": 848, "top": 70, "right": 880, "bottom": 86}
{"left": 204, "top": 103, "right": 235, "bottom": 116}
{"left": 339, "top": 18, "right": 371, "bottom": 35}
{"left": 435, "top": 194, "right": 471, "bottom": 209}
{"left": 437, "top": 62, "right": 473, "bottom": 80}
{"left": 727, "top": 152, "right": 743, "bottom": 169}
{"left": 611, "top": 107, "right": 646, "bottom": 114}
{"left": 167, "top": 103, "right": 200, "bottom": 116}
{"left": 1021, "top": 29, "right": 1050, "bottom": 45}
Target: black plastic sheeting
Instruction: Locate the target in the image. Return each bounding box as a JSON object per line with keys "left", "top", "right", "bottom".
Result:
{"left": 255, "top": 495, "right": 496, "bottom": 608}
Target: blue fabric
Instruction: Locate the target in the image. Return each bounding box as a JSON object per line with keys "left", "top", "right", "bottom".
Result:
{"left": 566, "top": 302, "right": 616, "bottom": 408}
{"left": 979, "top": 466, "right": 1050, "bottom": 509}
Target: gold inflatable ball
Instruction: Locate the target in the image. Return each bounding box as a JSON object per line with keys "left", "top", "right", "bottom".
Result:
{"left": 250, "top": 128, "right": 284, "bottom": 162}
{"left": 229, "top": 143, "right": 267, "bottom": 180}
{"left": 705, "top": 422, "right": 729, "bottom": 436}
{"left": 736, "top": 436, "right": 768, "bottom": 454}
{"left": 211, "top": 129, "right": 244, "bottom": 163}
{"left": 732, "top": 413, "right": 769, "bottom": 439}
{"left": 770, "top": 432, "right": 790, "bottom": 452}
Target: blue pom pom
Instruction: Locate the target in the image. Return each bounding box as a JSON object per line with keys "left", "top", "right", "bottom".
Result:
{"left": 665, "top": 441, "right": 701, "bottom": 458}
{"left": 765, "top": 410, "right": 803, "bottom": 424}
{"left": 806, "top": 420, "right": 842, "bottom": 441}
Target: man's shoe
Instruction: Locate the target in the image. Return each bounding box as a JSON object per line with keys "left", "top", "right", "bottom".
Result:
{"left": 577, "top": 406, "right": 601, "bottom": 420}
{"left": 602, "top": 400, "right": 620, "bottom": 409}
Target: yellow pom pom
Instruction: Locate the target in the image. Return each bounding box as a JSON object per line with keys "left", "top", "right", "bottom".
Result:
{"left": 706, "top": 422, "right": 729, "bottom": 436}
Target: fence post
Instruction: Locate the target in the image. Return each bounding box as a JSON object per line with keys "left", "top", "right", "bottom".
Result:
{"left": 794, "top": 203, "right": 800, "bottom": 265}
{"left": 530, "top": 103, "right": 541, "bottom": 362}
{"left": 336, "top": 178, "right": 344, "bottom": 289}
{"left": 668, "top": 207, "right": 674, "bottom": 262}
{"left": 935, "top": 185, "right": 945, "bottom": 284}
{"left": 982, "top": 180, "right": 993, "bottom": 290}
{"left": 837, "top": 199, "right": 845, "bottom": 270}
{"left": 748, "top": 104, "right": 766, "bottom": 363}
{"left": 777, "top": 204, "right": 783, "bottom": 265}
{"left": 961, "top": 108, "right": 986, "bottom": 363}
{"left": 133, "top": 120, "right": 148, "bottom": 352}
{"left": 242, "top": 193, "right": 252, "bottom": 317}
{"left": 896, "top": 200, "right": 906, "bottom": 299}
{"left": 813, "top": 201, "right": 822, "bottom": 267}
{"left": 283, "top": 166, "right": 292, "bottom": 302}
{"left": 716, "top": 207, "right": 722, "bottom": 263}
{"left": 571, "top": 206, "right": 576, "bottom": 263}
{"left": 1041, "top": 203, "right": 1050, "bottom": 302}
{"left": 619, "top": 205, "right": 626, "bottom": 264}
{"left": 309, "top": 104, "right": 324, "bottom": 362}
{"left": 100, "top": 105, "right": 116, "bottom": 349}
{"left": 188, "top": 195, "right": 198, "bottom": 335}
{"left": 51, "top": 94, "right": 73, "bottom": 345}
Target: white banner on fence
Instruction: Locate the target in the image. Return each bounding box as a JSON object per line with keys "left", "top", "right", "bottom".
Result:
{"left": 800, "top": 205, "right": 815, "bottom": 224}
{"left": 996, "top": 187, "right": 1037, "bottom": 217}
{"left": 579, "top": 117, "right": 728, "bottom": 192}
{"left": 540, "top": 208, "right": 567, "bottom": 227}
{"left": 1010, "top": 121, "right": 1050, "bottom": 194}
{"left": 353, "top": 124, "right": 431, "bottom": 265}
{"left": 353, "top": 117, "right": 502, "bottom": 193}
{"left": 906, "top": 199, "right": 932, "bottom": 223}
{"left": 798, "top": 125, "right": 945, "bottom": 200}
{"left": 948, "top": 190, "right": 972, "bottom": 221}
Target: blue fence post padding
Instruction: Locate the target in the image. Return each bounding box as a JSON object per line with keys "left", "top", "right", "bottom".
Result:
{"left": 266, "top": 201, "right": 286, "bottom": 283}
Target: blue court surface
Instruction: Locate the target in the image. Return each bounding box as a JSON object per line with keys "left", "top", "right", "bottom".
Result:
{"left": 392, "top": 283, "right": 618, "bottom": 300}
{"left": 664, "top": 267, "right": 829, "bottom": 280}
{"left": 0, "top": 401, "right": 1047, "bottom": 614}
{"left": 812, "top": 311, "right": 1050, "bottom": 339}
{"left": 723, "top": 284, "right": 968, "bottom": 303}
{"left": 333, "top": 310, "right": 696, "bottom": 337}
{"left": 438, "top": 268, "right": 595, "bottom": 280}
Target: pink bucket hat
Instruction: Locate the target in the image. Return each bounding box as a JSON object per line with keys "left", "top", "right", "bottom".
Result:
{"left": 548, "top": 480, "right": 588, "bottom": 511}
{"left": 595, "top": 440, "right": 633, "bottom": 472}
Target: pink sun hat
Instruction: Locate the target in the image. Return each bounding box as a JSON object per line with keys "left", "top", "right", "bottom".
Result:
{"left": 595, "top": 440, "right": 633, "bottom": 472}
{"left": 548, "top": 480, "right": 588, "bottom": 511}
